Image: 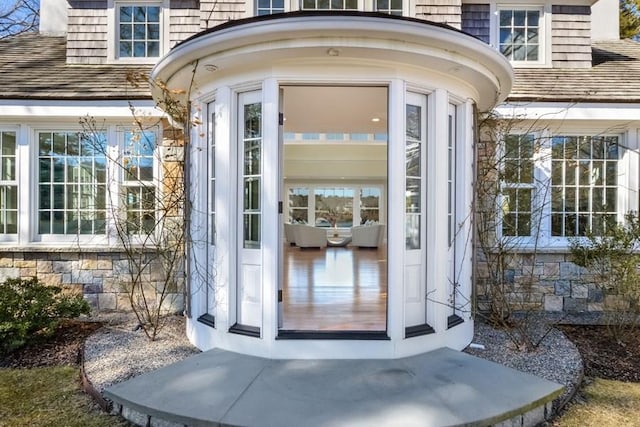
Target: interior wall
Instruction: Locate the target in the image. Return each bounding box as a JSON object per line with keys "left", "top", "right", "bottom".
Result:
{"left": 283, "top": 144, "right": 387, "bottom": 180}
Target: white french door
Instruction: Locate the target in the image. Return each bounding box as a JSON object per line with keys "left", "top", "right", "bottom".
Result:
{"left": 235, "top": 91, "right": 263, "bottom": 331}
{"left": 404, "top": 92, "right": 428, "bottom": 332}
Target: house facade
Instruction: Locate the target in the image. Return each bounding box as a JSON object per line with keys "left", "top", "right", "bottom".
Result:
{"left": 1, "top": 0, "right": 639, "bottom": 359}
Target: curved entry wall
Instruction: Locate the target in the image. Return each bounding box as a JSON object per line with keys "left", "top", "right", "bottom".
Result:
{"left": 151, "top": 13, "right": 513, "bottom": 359}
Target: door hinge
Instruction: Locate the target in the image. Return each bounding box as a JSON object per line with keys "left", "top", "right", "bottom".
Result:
{"left": 278, "top": 201, "right": 283, "bottom": 214}
{"left": 278, "top": 113, "right": 284, "bottom": 126}
{"left": 278, "top": 289, "right": 283, "bottom": 302}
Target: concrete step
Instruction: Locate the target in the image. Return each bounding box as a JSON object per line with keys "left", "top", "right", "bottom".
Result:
{"left": 104, "top": 347, "right": 563, "bottom": 427}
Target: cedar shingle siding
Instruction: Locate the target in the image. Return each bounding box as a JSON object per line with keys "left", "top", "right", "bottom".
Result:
{"left": 200, "top": 0, "right": 247, "bottom": 30}
{"left": 170, "top": 7, "right": 200, "bottom": 48}
{"left": 416, "top": 0, "right": 462, "bottom": 29}
{"left": 551, "top": 5, "right": 592, "bottom": 68}
{"left": 67, "top": 1, "right": 108, "bottom": 64}
{"left": 461, "top": 3, "right": 490, "bottom": 44}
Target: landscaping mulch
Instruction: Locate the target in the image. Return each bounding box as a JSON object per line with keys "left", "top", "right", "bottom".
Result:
{"left": 559, "top": 324, "right": 640, "bottom": 382}
{"left": 0, "top": 320, "right": 102, "bottom": 368}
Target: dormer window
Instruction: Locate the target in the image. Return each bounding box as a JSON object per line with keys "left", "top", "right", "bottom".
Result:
{"left": 118, "top": 4, "right": 160, "bottom": 58}
{"left": 301, "top": 0, "right": 358, "bottom": 10}
{"left": 499, "top": 9, "right": 539, "bottom": 61}
{"left": 107, "top": 0, "right": 167, "bottom": 62}
{"left": 257, "top": 0, "right": 285, "bottom": 15}
{"left": 496, "top": 6, "right": 545, "bottom": 65}
{"left": 376, "top": 0, "right": 403, "bottom": 15}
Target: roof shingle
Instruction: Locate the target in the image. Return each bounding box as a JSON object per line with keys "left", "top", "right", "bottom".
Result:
{"left": 509, "top": 39, "right": 640, "bottom": 103}
{"left": 0, "top": 33, "right": 152, "bottom": 100}
{"left": 1, "top": 33, "right": 640, "bottom": 104}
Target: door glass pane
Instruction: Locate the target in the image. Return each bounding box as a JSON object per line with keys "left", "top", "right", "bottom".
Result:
{"left": 242, "top": 100, "right": 262, "bottom": 248}
{"left": 406, "top": 103, "right": 423, "bottom": 250}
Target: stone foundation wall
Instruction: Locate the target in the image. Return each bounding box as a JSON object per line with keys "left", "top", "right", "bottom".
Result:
{"left": 0, "top": 251, "right": 184, "bottom": 313}
{"left": 476, "top": 252, "right": 607, "bottom": 313}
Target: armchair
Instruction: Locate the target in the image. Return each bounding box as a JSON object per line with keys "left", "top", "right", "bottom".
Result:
{"left": 293, "top": 225, "right": 327, "bottom": 248}
{"left": 351, "top": 224, "right": 385, "bottom": 248}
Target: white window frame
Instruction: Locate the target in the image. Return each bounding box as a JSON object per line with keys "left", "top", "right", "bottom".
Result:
{"left": 499, "top": 130, "right": 636, "bottom": 249}
{"left": 0, "top": 128, "right": 18, "bottom": 242}
{"left": 284, "top": 183, "right": 386, "bottom": 229}
{"left": 107, "top": 0, "right": 170, "bottom": 64}
{"left": 255, "top": 0, "right": 287, "bottom": 15}
{"left": 491, "top": 4, "right": 550, "bottom": 68}
{"left": 34, "top": 128, "right": 110, "bottom": 244}
{"left": 246, "top": 0, "right": 413, "bottom": 17}
{"left": 117, "top": 126, "right": 161, "bottom": 238}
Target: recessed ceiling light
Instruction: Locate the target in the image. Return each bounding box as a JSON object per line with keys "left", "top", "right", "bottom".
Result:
{"left": 371, "top": 117, "right": 381, "bottom": 122}
{"left": 204, "top": 64, "right": 218, "bottom": 72}
{"left": 327, "top": 48, "right": 340, "bottom": 57}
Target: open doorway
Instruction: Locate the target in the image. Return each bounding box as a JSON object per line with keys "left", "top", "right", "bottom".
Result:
{"left": 279, "top": 86, "right": 388, "bottom": 334}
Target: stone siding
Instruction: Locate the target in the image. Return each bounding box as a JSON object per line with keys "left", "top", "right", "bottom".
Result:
{"left": 476, "top": 252, "right": 607, "bottom": 314}
{"left": 0, "top": 251, "right": 184, "bottom": 313}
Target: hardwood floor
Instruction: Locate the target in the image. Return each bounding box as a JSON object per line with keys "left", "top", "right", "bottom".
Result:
{"left": 281, "top": 244, "right": 387, "bottom": 331}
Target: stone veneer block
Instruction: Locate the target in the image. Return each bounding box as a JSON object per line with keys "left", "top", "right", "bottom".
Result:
{"left": 19, "top": 268, "right": 36, "bottom": 277}
{"left": 14, "top": 260, "right": 36, "bottom": 268}
{"left": 121, "top": 406, "right": 150, "bottom": 427}
{"left": 36, "top": 260, "right": 53, "bottom": 273}
{"left": 544, "top": 294, "right": 564, "bottom": 312}
{"left": 98, "top": 293, "right": 117, "bottom": 310}
{"left": 571, "top": 283, "right": 589, "bottom": 299}
{"left": 564, "top": 298, "right": 587, "bottom": 312}
{"left": 84, "top": 293, "right": 98, "bottom": 309}
{"left": 53, "top": 261, "right": 73, "bottom": 273}
{"left": 0, "top": 267, "right": 20, "bottom": 282}
{"left": 559, "top": 262, "right": 582, "bottom": 279}
{"left": 555, "top": 280, "right": 571, "bottom": 296}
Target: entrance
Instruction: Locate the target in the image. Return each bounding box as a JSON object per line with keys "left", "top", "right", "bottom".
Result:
{"left": 278, "top": 86, "right": 388, "bottom": 333}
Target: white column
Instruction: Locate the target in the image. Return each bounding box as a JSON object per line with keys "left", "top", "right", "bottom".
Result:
{"left": 262, "top": 77, "right": 280, "bottom": 346}
{"left": 387, "top": 79, "right": 405, "bottom": 343}
{"left": 430, "top": 88, "right": 450, "bottom": 332}
{"left": 17, "top": 125, "right": 30, "bottom": 244}
{"left": 215, "top": 86, "right": 232, "bottom": 330}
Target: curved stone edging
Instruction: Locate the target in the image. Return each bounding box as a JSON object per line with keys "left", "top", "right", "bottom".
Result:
{"left": 79, "top": 342, "right": 112, "bottom": 413}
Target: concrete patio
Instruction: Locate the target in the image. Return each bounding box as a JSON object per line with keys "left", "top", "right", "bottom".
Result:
{"left": 104, "top": 347, "right": 563, "bottom": 427}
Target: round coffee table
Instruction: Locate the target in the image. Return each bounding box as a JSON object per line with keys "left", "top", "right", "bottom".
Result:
{"left": 327, "top": 236, "right": 352, "bottom": 247}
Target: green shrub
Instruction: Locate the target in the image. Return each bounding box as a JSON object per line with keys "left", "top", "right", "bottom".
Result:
{"left": 0, "top": 277, "right": 91, "bottom": 353}
{"left": 570, "top": 213, "right": 640, "bottom": 341}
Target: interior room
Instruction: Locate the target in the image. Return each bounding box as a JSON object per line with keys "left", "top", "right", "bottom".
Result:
{"left": 280, "top": 86, "right": 388, "bottom": 333}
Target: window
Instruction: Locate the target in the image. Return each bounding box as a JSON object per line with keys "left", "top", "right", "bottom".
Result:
{"left": 502, "top": 134, "right": 534, "bottom": 237}
{"left": 118, "top": 4, "right": 161, "bottom": 58}
{"left": 500, "top": 133, "right": 621, "bottom": 241}
{"left": 498, "top": 8, "right": 541, "bottom": 62}
{"left": 257, "top": 0, "right": 285, "bottom": 15}
{"left": 405, "top": 103, "right": 422, "bottom": 250}
{"left": 301, "top": 0, "right": 358, "bottom": 10}
{"left": 38, "top": 131, "right": 107, "bottom": 235}
{"left": 360, "top": 188, "right": 380, "bottom": 223}
{"left": 0, "top": 131, "right": 17, "bottom": 235}
{"left": 315, "top": 187, "right": 354, "bottom": 228}
{"left": 288, "top": 187, "right": 309, "bottom": 223}
{"left": 376, "top": 0, "right": 402, "bottom": 15}
{"left": 121, "top": 129, "right": 157, "bottom": 234}
{"left": 551, "top": 136, "right": 618, "bottom": 237}
{"left": 286, "top": 185, "right": 383, "bottom": 227}
{"left": 242, "top": 102, "right": 262, "bottom": 249}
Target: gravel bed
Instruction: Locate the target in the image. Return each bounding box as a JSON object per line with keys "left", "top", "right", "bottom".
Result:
{"left": 84, "top": 314, "right": 583, "bottom": 414}
{"left": 83, "top": 313, "right": 199, "bottom": 392}
{"left": 464, "top": 320, "right": 583, "bottom": 411}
